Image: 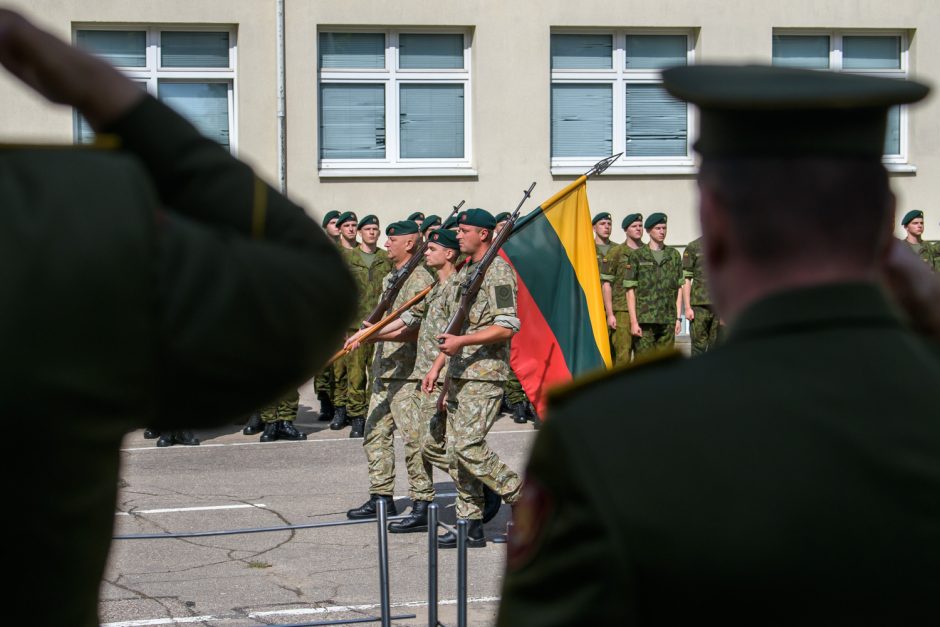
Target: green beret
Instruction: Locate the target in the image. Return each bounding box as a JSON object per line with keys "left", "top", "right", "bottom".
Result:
{"left": 427, "top": 228, "right": 460, "bottom": 250}
{"left": 459, "top": 208, "right": 496, "bottom": 229}
{"left": 645, "top": 213, "right": 667, "bottom": 230}
{"left": 386, "top": 220, "right": 420, "bottom": 236}
{"left": 442, "top": 214, "right": 459, "bottom": 230}
{"left": 662, "top": 64, "right": 929, "bottom": 159}
{"left": 337, "top": 211, "right": 358, "bottom": 227}
{"left": 592, "top": 212, "right": 612, "bottom": 225}
{"left": 420, "top": 215, "right": 442, "bottom": 232}
{"left": 621, "top": 213, "right": 643, "bottom": 229}
{"left": 321, "top": 210, "right": 340, "bottom": 228}
{"left": 408, "top": 211, "right": 426, "bottom": 222}
{"left": 495, "top": 212, "right": 511, "bottom": 223}
{"left": 357, "top": 214, "right": 379, "bottom": 229}
{"left": 901, "top": 210, "right": 924, "bottom": 226}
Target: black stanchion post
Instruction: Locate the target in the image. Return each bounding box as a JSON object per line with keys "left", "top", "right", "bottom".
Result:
{"left": 427, "top": 503, "right": 439, "bottom": 627}
{"left": 377, "top": 498, "right": 392, "bottom": 627}
{"left": 456, "top": 519, "right": 468, "bottom": 627}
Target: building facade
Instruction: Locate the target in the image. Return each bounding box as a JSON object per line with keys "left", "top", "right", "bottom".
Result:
{"left": 1, "top": 0, "right": 937, "bottom": 243}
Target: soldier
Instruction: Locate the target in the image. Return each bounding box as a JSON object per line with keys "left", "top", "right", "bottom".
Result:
{"left": 683, "top": 236, "right": 723, "bottom": 355}
{"left": 330, "top": 211, "right": 360, "bottom": 430}
{"left": 420, "top": 214, "right": 442, "bottom": 238}
{"left": 422, "top": 209, "right": 523, "bottom": 548}
{"left": 336, "top": 214, "right": 393, "bottom": 437}
{"left": 900, "top": 210, "right": 939, "bottom": 271}
{"left": 338, "top": 210, "right": 358, "bottom": 249}
{"left": 322, "top": 209, "right": 341, "bottom": 244}
{"left": 256, "top": 390, "right": 306, "bottom": 442}
{"left": 0, "top": 10, "right": 356, "bottom": 625}
{"left": 495, "top": 212, "right": 511, "bottom": 233}
{"left": 408, "top": 211, "right": 426, "bottom": 223}
{"left": 622, "top": 213, "right": 684, "bottom": 357}
{"left": 344, "top": 220, "right": 435, "bottom": 521}
{"left": 593, "top": 212, "right": 618, "bottom": 347}
{"left": 312, "top": 209, "right": 344, "bottom": 425}
{"left": 605, "top": 213, "right": 643, "bottom": 365}
{"left": 498, "top": 64, "right": 938, "bottom": 626}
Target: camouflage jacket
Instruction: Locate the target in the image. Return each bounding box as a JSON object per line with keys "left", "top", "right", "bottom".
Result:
{"left": 370, "top": 264, "right": 435, "bottom": 380}
{"left": 605, "top": 243, "right": 639, "bottom": 312}
{"left": 905, "top": 238, "right": 940, "bottom": 272}
{"left": 402, "top": 271, "right": 460, "bottom": 380}
{"left": 620, "top": 244, "right": 683, "bottom": 324}
{"left": 682, "top": 236, "right": 712, "bottom": 306}
{"left": 596, "top": 241, "right": 617, "bottom": 283}
{"left": 442, "top": 255, "right": 520, "bottom": 381}
{"left": 342, "top": 246, "right": 392, "bottom": 331}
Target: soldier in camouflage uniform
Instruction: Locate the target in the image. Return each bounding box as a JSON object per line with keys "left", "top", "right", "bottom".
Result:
{"left": 622, "top": 213, "right": 684, "bottom": 357}
{"left": 423, "top": 208, "right": 523, "bottom": 548}
{"left": 900, "top": 210, "right": 939, "bottom": 272}
{"left": 683, "top": 236, "right": 723, "bottom": 355}
{"left": 257, "top": 389, "right": 306, "bottom": 442}
{"left": 333, "top": 213, "right": 392, "bottom": 436}
{"left": 345, "top": 220, "right": 435, "bottom": 521}
{"left": 593, "top": 213, "right": 617, "bottom": 338}
{"left": 604, "top": 213, "right": 644, "bottom": 365}
{"left": 312, "top": 210, "right": 343, "bottom": 424}
{"left": 330, "top": 211, "right": 358, "bottom": 429}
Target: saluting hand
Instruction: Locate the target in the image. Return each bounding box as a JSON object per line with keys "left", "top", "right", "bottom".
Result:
{"left": 436, "top": 333, "right": 464, "bottom": 356}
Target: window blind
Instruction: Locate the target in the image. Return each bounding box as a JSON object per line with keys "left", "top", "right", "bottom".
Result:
{"left": 551, "top": 83, "right": 612, "bottom": 157}
{"left": 76, "top": 30, "right": 146, "bottom": 67}
{"left": 551, "top": 34, "right": 612, "bottom": 70}
{"left": 159, "top": 82, "right": 230, "bottom": 149}
{"left": 399, "top": 34, "right": 464, "bottom": 69}
{"left": 319, "top": 32, "right": 385, "bottom": 69}
{"left": 320, "top": 83, "right": 386, "bottom": 159}
{"left": 161, "top": 32, "right": 229, "bottom": 68}
{"left": 625, "top": 84, "right": 687, "bottom": 157}
{"left": 399, "top": 84, "right": 464, "bottom": 158}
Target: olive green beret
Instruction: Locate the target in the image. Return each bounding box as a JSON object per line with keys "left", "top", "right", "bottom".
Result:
{"left": 386, "top": 220, "right": 420, "bottom": 236}
{"left": 662, "top": 64, "right": 930, "bottom": 159}
{"left": 592, "top": 212, "right": 612, "bottom": 225}
{"left": 442, "top": 214, "right": 459, "bottom": 230}
{"left": 459, "top": 208, "right": 497, "bottom": 229}
{"left": 622, "top": 213, "right": 643, "bottom": 229}
{"left": 321, "top": 210, "right": 340, "bottom": 228}
{"left": 358, "top": 214, "right": 379, "bottom": 229}
{"left": 420, "top": 215, "right": 442, "bottom": 232}
{"left": 428, "top": 228, "right": 460, "bottom": 250}
{"left": 337, "top": 211, "right": 358, "bottom": 227}
{"left": 645, "top": 213, "right": 667, "bottom": 230}
{"left": 901, "top": 210, "right": 924, "bottom": 226}
{"left": 408, "top": 211, "right": 426, "bottom": 222}
{"left": 495, "top": 212, "right": 511, "bottom": 223}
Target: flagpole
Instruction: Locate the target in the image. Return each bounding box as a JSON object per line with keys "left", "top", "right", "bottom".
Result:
{"left": 518, "top": 152, "right": 623, "bottom": 226}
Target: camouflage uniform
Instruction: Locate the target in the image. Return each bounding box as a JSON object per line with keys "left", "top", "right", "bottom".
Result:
{"left": 440, "top": 256, "right": 523, "bottom": 520}
{"left": 260, "top": 389, "right": 299, "bottom": 423}
{"left": 621, "top": 244, "right": 684, "bottom": 357}
{"left": 338, "top": 247, "right": 392, "bottom": 418}
{"left": 905, "top": 238, "right": 940, "bottom": 272}
{"left": 504, "top": 368, "right": 528, "bottom": 406}
{"left": 362, "top": 266, "right": 435, "bottom": 500}
{"left": 683, "top": 237, "right": 723, "bottom": 355}
{"left": 605, "top": 244, "right": 636, "bottom": 365}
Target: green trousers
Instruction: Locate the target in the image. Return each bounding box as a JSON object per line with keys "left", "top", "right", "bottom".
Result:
{"left": 260, "top": 390, "right": 299, "bottom": 423}
{"left": 634, "top": 322, "right": 675, "bottom": 358}
{"left": 609, "top": 311, "right": 634, "bottom": 366}
{"left": 691, "top": 305, "right": 723, "bottom": 356}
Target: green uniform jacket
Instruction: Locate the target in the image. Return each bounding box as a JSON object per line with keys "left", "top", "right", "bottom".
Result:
{"left": 343, "top": 247, "right": 393, "bottom": 330}
{"left": 620, "top": 244, "right": 684, "bottom": 324}
{"left": 498, "top": 283, "right": 940, "bottom": 626}
{"left": 605, "top": 243, "right": 635, "bottom": 312}
{"left": 905, "top": 237, "right": 940, "bottom": 272}
{"left": 1, "top": 97, "right": 355, "bottom": 627}
{"left": 595, "top": 240, "right": 616, "bottom": 283}
{"left": 682, "top": 236, "right": 712, "bottom": 305}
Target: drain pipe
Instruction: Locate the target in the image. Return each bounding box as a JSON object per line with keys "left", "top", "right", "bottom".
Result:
{"left": 275, "top": 0, "right": 287, "bottom": 194}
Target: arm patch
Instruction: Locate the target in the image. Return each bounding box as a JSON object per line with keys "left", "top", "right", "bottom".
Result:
{"left": 494, "top": 284, "right": 515, "bottom": 309}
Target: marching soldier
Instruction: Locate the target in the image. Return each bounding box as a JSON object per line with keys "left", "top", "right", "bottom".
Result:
{"left": 605, "top": 213, "right": 643, "bottom": 365}
{"left": 900, "top": 210, "right": 939, "bottom": 271}
{"left": 683, "top": 236, "right": 723, "bottom": 355}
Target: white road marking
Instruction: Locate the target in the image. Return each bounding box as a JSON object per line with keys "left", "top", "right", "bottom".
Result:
{"left": 116, "top": 504, "right": 267, "bottom": 516}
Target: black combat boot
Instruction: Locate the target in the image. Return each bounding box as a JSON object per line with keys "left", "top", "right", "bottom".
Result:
{"left": 512, "top": 403, "right": 528, "bottom": 424}
{"left": 156, "top": 432, "right": 174, "bottom": 447}
{"left": 346, "top": 494, "right": 398, "bottom": 520}
{"left": 438, "top": 519, "right": 486, "bottom": 549}
{"left": 143, "top": 428, "right": 160, "bottom": 439}
{"left": 277, "top": 420, "right": 307, "bottom": 441}
{"left": 348, "top": 416, "right": 365, "bottom": 438}
{"left": 173, "top": 430, "right": 200, "bottom": 446}
{"left": 317, "top": 394, "right": 334, "bottom": 422}
{"left": 242, "top": 413, "right": 263, "bottom": 435}
{"left": 388, "top": 500, "right": 429, "bottom": 533}
{"left": 329, "top": 406, "right": 348, "bottom": 430}
{"left": 482, "top": 485, "right": 502, "bottom": 523}
{"left": 259, "top": 421, "right": 279, "bottom": 442}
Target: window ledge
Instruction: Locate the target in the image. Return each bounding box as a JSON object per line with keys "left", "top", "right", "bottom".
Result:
{"left": 551, "top": 164, "right": 697, "bottom": 177}
{"left": 318, "top": 167, "right": 478, "bottom": 178}
{"left": 884, "top": 163, "right": 916, "bottom": 174}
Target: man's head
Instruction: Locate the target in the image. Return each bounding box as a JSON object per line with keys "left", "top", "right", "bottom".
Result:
{"left": 495, "top": 212, "right": 511, "bottom": 234}
{"left": 662, "top": 64, "right": 929, "bottom": 320}
{"left": 593, "top": 212, "right": 612, "bottom": 240}
{"left": 322, "top": 210, "right": 341, "bottom": 237}
{"left": 622, "top": 213, "right": 644, "bottom": 243}
{"left": 645, "top": 213, "right": 668, "bottom": 245}
{"left": 358, "top": 214, "right": 380, "bottom": 246}
{"left": 442, "top": 214, "right": 460, "bottom": 232}
{"left": 337, "top": 211, "right": 358, "bottom": 243}
{"left": 421, "top": 215, "right": 442, "bottom": 236}
{"left": 456, "top": 208, "right": 497, "bottom": 256}
{"left": 902, "top": 210, "right": 925, "bottom": 238}
{"left": 384, "top": 220, "right": 420, "bottom": 264}
{"left": 424, "top": 229, "right": 460, "bottom": 269}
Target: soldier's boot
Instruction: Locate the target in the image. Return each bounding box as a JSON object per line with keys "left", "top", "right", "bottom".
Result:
{"left": 329, "top": 406, "right": 348, "bottom": 431}
{"left": 277, "top": 420, "right": 307, "bottom": 441}
{"left": 499, "top": 394, "right": 511, "bottom": 414}
{"left": 482, "top": 485, "right": 502, "bottom": 524}
{"left": 143, "top": 428, "right": 160, "bottom": 439}
{"left": 348, "top": 416, "right": 365, "bottom": 438}
{"left": 173, "top": 430, "right": 200, "bottom": 446}
{"left": 512, "top": 403, "right": 528, "bottom": 424}
{"left": 317, "top": 394, "right": 334, "bottom": 422}
{"left": 346, "top": 494, "right": 398, "bottom": 520}
{"left": 529, "top": 404, "right": 542, "bottom": 430}
{"left": 156, "top": 433, "right": 174, "bottom": 447}
{"left": 438, "top": 519, "right": 486, "bottom": 549}
{"left": 259, "top": 422, "right": 279, "bottom": 442}
{"left": 242, "top": 413, "right": 264, "bottom": 435}
{"left": 388, "top": 500, "right": 430, "bottom": 533}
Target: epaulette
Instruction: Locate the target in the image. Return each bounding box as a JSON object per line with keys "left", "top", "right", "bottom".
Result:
{"left": 547, "top": 348, "right": 684, "bottom": 405}
{"left": 0, "top": 134, "right": 121, "bottom": 151}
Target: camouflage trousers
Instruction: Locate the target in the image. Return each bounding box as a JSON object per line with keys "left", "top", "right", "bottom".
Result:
{"left": 504, "top": 370, "right": 528, "bottom": 406}
{"left": 260, "top": 390, "right": 299, "bottom": 424}
{"left": 691, "top": 305, "right": 723, "bottom": 356}
{"left": 609, "top": 311, "right": 634, "bottom": 366}
{"left": 446, "top": 379, "right": 522, "bottom": 520}
{"left": 333, "top": 335, "right": 372, "bottom": 417}
{"left": 415, "top": 382, "right": 454, "bottom": 475}
{"left": 363, "top": 378, "right": 435, "bottom": 501}
{"left": 313, "top": 366, "right": 333, "bottom": 401}
{"left": 634, "top": 322, "right": 675, "bottom": 358}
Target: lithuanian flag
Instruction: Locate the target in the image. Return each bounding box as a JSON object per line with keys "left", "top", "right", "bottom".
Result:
{"left": 500, "top": 176, "right": 612, "bottom": 418}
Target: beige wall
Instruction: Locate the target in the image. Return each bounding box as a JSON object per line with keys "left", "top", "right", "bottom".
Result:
{"left": 1, "top": 0, "right": 937, "bottom": 242}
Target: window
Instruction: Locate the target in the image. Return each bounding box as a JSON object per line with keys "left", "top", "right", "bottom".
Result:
{"left": 550, "top": 31, "right": 695, "bottom": 175}
{"left": 73, "top": 27, "right": 237, "bottom": 153}
{"left": 772, "top": 31, "right": 909, "bottom": 164}
{"left": 318, "top": 30, "right": 472, "bottom": 177}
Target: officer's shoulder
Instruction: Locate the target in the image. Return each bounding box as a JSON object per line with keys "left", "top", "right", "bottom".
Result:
{"left": 548, "top": 349, "right": 685, "bottom": 408}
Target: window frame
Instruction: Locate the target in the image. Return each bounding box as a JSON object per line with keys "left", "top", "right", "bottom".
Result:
{"left": 550, "top": 28, "right": 697, "bottom": 176}
{"left": 72, "top": 24, "right": 238, "bottom": 155}
{"left": 772, "top": 29, "right": 911, "bottom": 168}
{"left": 318, "top": 27, "right": 474, "bottom": 178}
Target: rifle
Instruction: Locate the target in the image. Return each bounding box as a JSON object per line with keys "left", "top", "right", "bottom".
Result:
{"left": 432, "top": 183, "right": 536, "bottom": 420}
{"left": 361, "top": 201, "right": 464, "bottom": 328}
